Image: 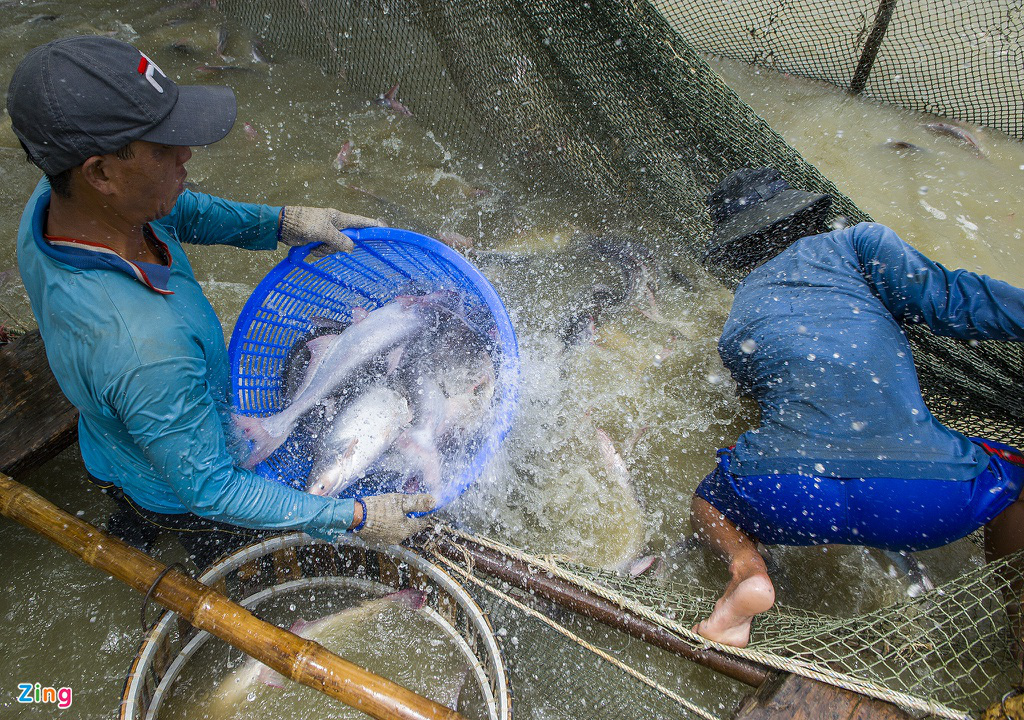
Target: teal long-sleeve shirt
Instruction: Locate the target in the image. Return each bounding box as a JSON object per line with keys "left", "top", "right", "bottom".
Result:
{"left": 17, "top": 178, "right": 354, "bottom": 537}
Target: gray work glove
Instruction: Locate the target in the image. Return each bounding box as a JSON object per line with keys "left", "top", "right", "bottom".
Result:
{"left": 355, "top": 493, "right": 435, "bottom": 546}
{"left": 280, "top": 206, "right": 385, "bottom": 258}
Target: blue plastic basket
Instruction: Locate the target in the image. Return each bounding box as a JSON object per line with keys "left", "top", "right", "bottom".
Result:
{"left": 228, "top": 227, "right": 520, "bottom": 511}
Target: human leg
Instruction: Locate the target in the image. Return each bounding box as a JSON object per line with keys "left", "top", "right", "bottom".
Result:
{"left": 689, "top": 495, "right": 775, "bottom": 647}
{"left": 977, "top": 440, "right": 1024, "bottom": 562}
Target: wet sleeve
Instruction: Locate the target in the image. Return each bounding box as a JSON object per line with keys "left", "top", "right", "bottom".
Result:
{"left": 105, "top": 356, "right": 354, "bottom": 539}
{"left": 852, "top": 223, "right": 1024, "bottom": 341}
{"left": 157, "top": 190, "right": 283, "bottom": 251}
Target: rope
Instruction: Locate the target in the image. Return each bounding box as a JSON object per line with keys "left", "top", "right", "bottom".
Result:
{"left": 439, "top": 526, "right": 973, "bottom": 720}
{"left": 425, "top": 535, "right": 722, "bottom": 720}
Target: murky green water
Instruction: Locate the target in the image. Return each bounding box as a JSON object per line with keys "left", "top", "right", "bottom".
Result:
{"left": 0, "top": 1, "right": 1021, "bottom": 718}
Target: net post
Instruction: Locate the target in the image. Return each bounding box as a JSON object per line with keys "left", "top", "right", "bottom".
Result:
{"left": 850, "top": 0, "right": 899, "bottom": 94}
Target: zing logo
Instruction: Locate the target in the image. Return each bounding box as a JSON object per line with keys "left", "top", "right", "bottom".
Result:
{"left": 17, "top": 683, "right": 73, "bottom": 709}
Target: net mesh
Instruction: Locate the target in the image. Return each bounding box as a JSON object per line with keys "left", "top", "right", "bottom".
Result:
{"left": 218, "top": 1, "right": 1024, "bottom": 717}
{"left": 652, "top": 0, "right": 1024, "bottom": 142}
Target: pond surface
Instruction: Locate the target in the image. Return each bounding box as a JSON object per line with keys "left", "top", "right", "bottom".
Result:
{"left": 0, "top": 2, "right": 1020, "bottom": 718}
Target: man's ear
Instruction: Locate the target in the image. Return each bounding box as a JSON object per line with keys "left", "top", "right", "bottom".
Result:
{"left": 80, "top": 155, "right": 116, "bottom": 195}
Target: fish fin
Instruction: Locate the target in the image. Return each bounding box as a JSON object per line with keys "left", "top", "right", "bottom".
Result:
{"left": 387, "top": 588, "right": 428, "bottom": 610}
{"left": 257, "top": 665, "right": 286, "bottom": 689}
{"left": 308, "top": 315, "right": 349, "bottom": 332}
{"left": 233, "top": 414, "right": 286, "bottom": 468}
{"left": 288, "top": 618, "right": 310, "bottom": 635}
{"left": 384, "top": 83, "right": 399, "bottom": 100}
{"left": 304, "top": 333, "right": 339, "bottom": 357}
{"left": 351, "top": 306, "right": 370, "bottom": 323}
{"left": 385, "top": 345, "right": 405, "bottom": 374}
{"left": 627, "top": 555, "right": 660, "bottom": 577}
{"left": 624, "top": 425, "right": 649, "bottom": 458}
{"left": 343, "top": 438, "right": 359, "bottom": 458}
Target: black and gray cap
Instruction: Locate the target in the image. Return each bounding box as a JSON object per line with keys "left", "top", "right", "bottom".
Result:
{"left": 6, "top": 35, "right": 237, "bottom": 175}
{"left": 701, "top": 167, "right": 831, "bottom": 274}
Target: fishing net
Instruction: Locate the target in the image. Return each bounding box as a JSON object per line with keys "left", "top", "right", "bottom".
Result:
{"left": 652, "top": 0, "right": 1024, "bottom": 143}
{"left": 214, "top": 1, "right": 1024, "bottom": 717}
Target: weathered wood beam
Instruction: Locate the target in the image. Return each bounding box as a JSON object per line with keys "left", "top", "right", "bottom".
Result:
{"left": 732, "top": 670, "right": 913, "bottom": 720}
{"left": 0, "top": 330, "right": 79, "bottom": 475}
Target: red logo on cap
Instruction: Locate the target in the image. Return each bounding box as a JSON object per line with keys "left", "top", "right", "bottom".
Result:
{"left": 137, "top": 52, "right": 167, "bottom": 94}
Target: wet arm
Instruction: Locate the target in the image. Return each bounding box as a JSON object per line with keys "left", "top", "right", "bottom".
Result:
{"left": 853, "top": 223, "right": 1024, "bottom": 341}
{"left": 157, "top": 190, "right": 283, "bottom": 251}
{"left": 107, "top": 357, "right": 355, "bottom": 539}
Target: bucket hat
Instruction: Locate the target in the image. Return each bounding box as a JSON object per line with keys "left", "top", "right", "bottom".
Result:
{"left": 702, "top": 167, "right": 831, "bottom": 270}
{"left": 7, "top": 35, "right": 237, "bottom": 175}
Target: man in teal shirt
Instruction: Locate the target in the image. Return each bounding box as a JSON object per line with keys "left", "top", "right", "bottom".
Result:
{"left": 9, "top": 36, "right": 432, "bottom": 567}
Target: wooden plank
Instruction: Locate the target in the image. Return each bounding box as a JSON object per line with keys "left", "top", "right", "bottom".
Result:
{"left": 733, "top": 672, "right": 914, "bottom": 720}
{"left": 0, "top": 329, "right": 79, "bottom": 476}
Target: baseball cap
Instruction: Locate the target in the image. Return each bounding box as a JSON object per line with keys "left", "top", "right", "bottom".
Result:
{"left": 6, "top": 35, "right": 237, "bottom": 175}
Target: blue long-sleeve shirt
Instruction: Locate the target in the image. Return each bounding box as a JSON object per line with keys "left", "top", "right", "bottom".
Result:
{"left": 17, "top": 178, "right": 354, "bottom": 536}
{"left": 720, "top": 222, "right": 1024, "bottom": 481}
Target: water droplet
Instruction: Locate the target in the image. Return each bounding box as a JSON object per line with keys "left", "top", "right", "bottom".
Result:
{"left": 740, "top": 339, "right": 757, "bottom": 354}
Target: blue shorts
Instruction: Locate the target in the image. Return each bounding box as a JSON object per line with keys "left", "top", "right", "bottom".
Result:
{"left": 694, "top": 439, "right": 1024, "bottom": 551}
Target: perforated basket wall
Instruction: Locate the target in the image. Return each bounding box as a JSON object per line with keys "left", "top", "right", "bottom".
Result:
{"left": 228, "top": 227, "right": 519, "bottom": 508}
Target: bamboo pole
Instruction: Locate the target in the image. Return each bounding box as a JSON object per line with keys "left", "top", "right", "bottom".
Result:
{"left": 0, "top": 472, "right": 465, "bottom": 720}
{"left": 431, "top": 534, "right": 771, "bottom": 687}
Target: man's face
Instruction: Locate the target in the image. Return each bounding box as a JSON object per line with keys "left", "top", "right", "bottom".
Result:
{"left": 105, "top": 140, "right": 192, "bottom": 224}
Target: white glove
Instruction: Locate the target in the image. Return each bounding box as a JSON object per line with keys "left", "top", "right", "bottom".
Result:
{"left": 280, "top": 206, "right": 385, "bottom": 258}
{"left": 354, "top": 493, "right": 435, "bottom": 546}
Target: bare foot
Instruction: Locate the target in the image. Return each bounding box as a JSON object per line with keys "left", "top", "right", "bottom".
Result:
{"left": 694, "top": 572, "right": 775, "bottom": 648}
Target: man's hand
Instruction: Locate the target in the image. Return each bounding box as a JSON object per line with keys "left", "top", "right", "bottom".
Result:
{"left": 280, "top": 206, "right": 385, "bottom": 258}
{"left": 354, "top": 493, "right": 435, "bottom": 546}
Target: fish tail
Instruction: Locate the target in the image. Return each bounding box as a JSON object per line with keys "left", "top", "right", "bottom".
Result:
{"left": 626, "top": 555, "right": 660, "bottom": 577}
{"left": 387, "top": 588, "right": 428, "bottom": 610}
{"left": 257, "top": 665, "right": 286, "bottom": 689}
{"left": 234, "top": 414, "right": 288, "bottom": 468}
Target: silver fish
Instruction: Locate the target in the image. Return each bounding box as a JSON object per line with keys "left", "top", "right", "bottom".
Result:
{"left": 393, "top": 371, "right": 448, "bottom": 495}
{"left": 595, "top": 429, "right": 658, "bottom": 576}
{"left": 235, "top": 297, "right": 435, "bottom": 467}
{"left": 922, "top": 121, "right": 986, "bottom": 156}
{"left": 378, "top": 83, "right": 413, "bottom": 117}
{"left": 208, "top": 589, "right": 427, "bottom": 716}
{"left": 874, "top": 548, "right": 936, "bottom": 598}
{"left": 559, "top": 283, "right": 619, "bottom": 347}
{"left": 307, "top": 386, "right": 412, "bottom": 497}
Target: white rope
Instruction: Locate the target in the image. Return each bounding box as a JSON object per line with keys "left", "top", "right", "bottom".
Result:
{"left": 429, "top": 538, "right": 722, "bottom": 720}
{"left": 439, "top": 526, "right": 973, "bottom": 720}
